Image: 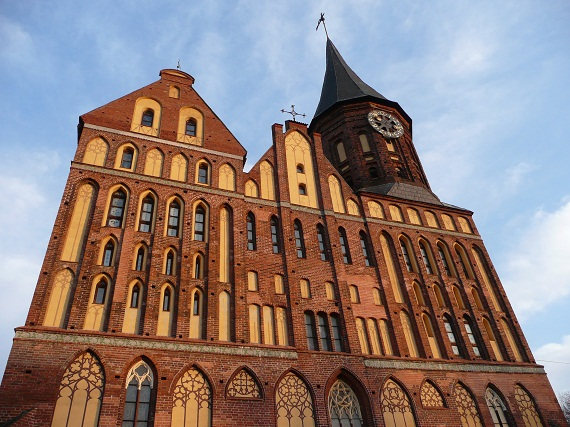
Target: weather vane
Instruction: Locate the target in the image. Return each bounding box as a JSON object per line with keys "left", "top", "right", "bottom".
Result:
{"left": 316, "top": 12, "right": 328, "bottom": 38}
{"left": 281, "top": 105, "right": 306, "bottom": 122}
{"left": 177, "top": 59, "right": 181, "bottom": 70}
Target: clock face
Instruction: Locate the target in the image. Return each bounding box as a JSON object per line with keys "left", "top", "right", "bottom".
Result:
{"left": 368, "top": 110, "right": 404, "bottom": 138}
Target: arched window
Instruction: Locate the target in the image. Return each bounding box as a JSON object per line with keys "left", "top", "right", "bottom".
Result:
{"left": 304, "top": 312, "right": 317, "bottom": 350}
{"left": 339, "top": 227, "right": 351, "bottom": 264}
{"left": 454, "top": 383, "right": 483, "bottom": 427}
{"left": 61, "top": 183, "right": 96, "bottom": 262}
{"left": 316, "top": 224, "right": 328, "bottom": 261}
{"left": 122, "top": 361, "right": 154, "bottom": 426}
{"left": 130, "top": 283, "right": 140, "bottom": 308}
{"left": 349, "top": 285, "right": 360, "bottom": 303}
{"left": 471, "top": 287, "right": 484, "bottom": 310}
{"left": 298, "top": 183, "right": 307, "bottom": 195}
{"left": 419, "top": 241, "right": 435, "bottom": 274}
{"left": 336, "top": 141, "right": 347, "bottom": 162}
{"left": 245, "top": 179, "right": 259, "bottom": 197}
{"left": 368, "top": 201, "right": 384, "bottom": 218}
{"left": 263, "top": 306, "right": 276, "bottom": 344}
{"left": 167, "top": 199, "right": 181, "bottom": 237}
{"left": 359, "top": 133, "right": 371, "bottom": 152}
{"left": 330, "top": 314, "right": 343, "bottom": 351}
{"left": 185, "top": 118, "right": 197, "bottom": 136}
{"left": 83, "top": 137, "right": 108, "bottom": 166}
{"left": 171, "top": 367, "right": 212, "bottom": 426}
{"left": 482, "top": 318, "right": 503, "bottom": 361}
{"left": 420, "top": 381, "right": 445, "bottom": 408}
{"left": 163, "top": 287, "right": 172, "bottom": 311}
{"left": 359, "top": 231, "right": 373, "bottom": 266}
{"left": 400, "top": 311, "right": 419, "bottom": 357}
{"left": 443, "top": 315, "right": 461, "bottom": 356}
{"left": 249, "top": 304, "right": 261, "bottom": 343}
{"left": 328, "top": 380, "right": 364, "bottom": 426}
{"left": 189, "top": 288, "right": 203, "bottom": 339}
{"left": 246, "top": 212, "right": 256, "bottom": 250}
{"left": 296, "top": 163, "right": 304, "bottom": 173}
{"left": 138, "top": 194, "right": 155, "bottom": 232}
{"left": 380, "top": 232, "right": 405, "bottom": 304}
{"left": 425, "top": 210, "right": 439, "bottom": 228}
{"left": 367, "top": 318, "right": 382, "bottom": 355}
{"left": 433, "top": 284, "right": 446, "bottom": 309}
{"left": 50, "top": 352, "right": 104, "bottom": 427}
{"left": 43, "top": 269, "right": 74, "bottom": 328}
{"left": 514, "top": 385, "right": 543, "bottom": 427}
{"left": 373, "top": 288, "right": 382, "bottom": 305}
{"left": 94, "top": 280, "right": 107, "bottom": 304}
{"left": 399, "top": 237, "right": 416, "bottom": 272}
{"left": 270, "top": 216, "right": 280, "bottom": 254}
{"left": 455, "top": 244, "right": 474, "bottom": 279}
{"left": 379, "top": 319, "right": 394, "bottom": 355}
{"left": 463, "top": 316, "right": 482, "bottom": 357}
{"left": 170, "top": 153, "right": 188, "bottom": 182}
{"left": 156, "top": 284, "right": 173, "bottom": 334}
{"left": 121, "top": 147, "right": 135, "bottom": 169}
{"left": 441, "top": 213, "right": 456, "bottom": 231}
{"left": 164, "top": 249, "right": 175, "bottom": 275}
{"left": 143, "top": 148, "right": 163, "bottom": 177}
{"left": 294, "top": 220, "right": 306, "bottom": 258}
{"left": 275, "top": 372, "right": 315, "bottom": 427}
{"left": 218, "top": 291, "right": 231, "bottom": 341}
{"left": 486, "top": 387, "right": 513, "bottom": 427}
{"left": 141, "top": 109, "right": 154, "bottom": 127}
{"left": 102, "top": 240, "right": 115, "bottom": 267}
{"left": 422, "top": 313, "right": 442, "bottom": 358}
{"left": 194, "top": 205, "right": 206, "bottom": 241}
{"left": 218, "top": 163, "right": 236, "bottom": 191}
{"left": 197, "top": 162, "right": 209, "bottom": 184}
{"left": 317, "top": 313, "right": 331, "bottom": 351}
{"left": 437, "top": 242, "right": 454, "bottom": 277}
{"left": 276, "top": 306, "right": 289, "bottom": 346}
{"left": 380, "top": 379, "right": 417, "bottom": 427}
{"left": 274, "top": 274, "right": 284, "bottom": 294}
{"left": 453, "top": 286, "right": 466, "bottom": 309}
{"left": 193, "top": 253, "right": 204, "bottom": 279}
{"left": 107, "top": 189, "right": 127, "bottom": 227}
{"left": 227, "top": 368, "right": 262, "bottom": 399}
{"left": 500, "top": 318, "right": 523, "bottom": 362}
{"left": 407, "top": 208, "right": 422, "bottom": 225}
{"left": 134, "top": 246, "right": 146, "bottom": 271}
{"left": 413, "top": 282, "right": 425, "bottom": 305}
{"left": 390, "top": 205, "right": 404, "bottom": 222}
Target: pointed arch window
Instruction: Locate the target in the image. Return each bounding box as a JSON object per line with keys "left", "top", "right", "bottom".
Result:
{"left": 360, "top": 231, "right": 372, "bottom": 266}
{"left": 135, "top": 246, "right": 146, "bottom": 271}
{"left": 463, "top": 316, "right": 482, "bottom": 357}
{"left": 399, "top": 237, "right": 414, "bottom": 272}
{"left": 171, "top": 367, "right": 212, "bottom": 426}
{"left": 185, "top": 118, "right": 197, "bottom": 136}
{"left": 420, "top": 241, "right": 434, "bottom": 274}
{"left": 296, "top": 163, "right": 304, "bottom": 173}
{"left": 167, "top": 200, "right": 181, "bottom": 237}
{"left": 380, "top": 379, "right": 417, "bottom": 427}
{"left": 197, "top": 163, "right": 209, "bottom": 184}
{"left": 275, "top": 372, "right": 315, "bottom": 427}
{"left": 455, "top": 244, "right": 474, "bottom": 279}
{"left": 246, "top": 212, "right": 256, "bottom": 250}
{"left": 193, "top": 253, "right": 204, "bottom": 279}
{"left": 514, "top": 385, "right": 543, "bottom": 427}
{"left": 328, "top": 380, "right": 364, "bottom": 426}
{"left": 189, "top": 289, "right": 203, "bottom": 340}
{"left": 339, "top": 227, "right": 351, "bottom": 264}
{"left": 349, "top": 285, "right": 360, "bottom": 303}
{"left": 294, "top": 220, "right": 306, "bottom": 258}
{"left": 122, "top": 361, "right": 154, "bottom": 426}
{"left": 437, "top": 243, "right": 453, "bottom": 276}
{"left": 316, "top": 224, "right": 328, "bottom": 261}
{"left": 304, "top": 311, "right": 317, "bottom": 350}
{"left": 330, "top": 314, "right": 343, "bottom": 352}
{"left": 94, "top": 280, "right": 107, "bottom": 304}
{"left": 102, "top": 240, "right": 115, "bottom": 267}
{"left": 420, "top": 381, "right": 445, "bottom": 408}
{"left": 162, "top": 287, "right": 171, "bottom": 311}
{"left": 485, "top": 387, "right": 513, "bottom": 427}
{"left": 317, "top": 313, "right": 331, "bottom": 351}
{"left": 194, "top": 205, "right": 206, "bottom": 241}
{"left": 130, "top": 284, "right": 140, "bottom": 308}
{"left": 165, "top": 250, "right": 175, "bottom": 275}
{"left": 138, "top": 195, "right": 154, "bottom": 232}
{"left": 444, "top": 315, "right": 461, "bottom": 356}
{"left": 270, "top": 216, "right": 280, "bottom": 253}
{"left": 454, "top": 383, "right": 483, "bottom": 427}
{"left": 121, "top": 147, "right": 135, "bottom": 169}
{"left": 107, "top": 189, "right": 127, "bottom": 227}
{"left": 141, "top": 109, "right": 154, "bottom": 127}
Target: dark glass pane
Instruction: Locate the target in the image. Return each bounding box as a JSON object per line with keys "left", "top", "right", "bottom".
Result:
{"left": 193, "top": 293, "right": 200, "bottom": 315}
{"left": 139, "top": 384, "right": 151, "bottom": 403}
{"left": 125, "top": 383, "right": 138, "bottom": 403}
{"left": 141, "top": 110, "right": 154, "bottom": 127}
{"left": 304, "top": 313, "right": 316, "bottom": 351}
{"left": 131, "top": 286, "right": 139, "bottom": 308}
{"left": 94, "top": 283, "right": 106, "bottom": 304}
{"left": 185, "top": 119, "right": 196, "bottom": 136}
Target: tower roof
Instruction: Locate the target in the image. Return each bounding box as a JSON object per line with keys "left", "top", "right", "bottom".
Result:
{"left": 313, "top": 39, "right": 388, "bottom": 121}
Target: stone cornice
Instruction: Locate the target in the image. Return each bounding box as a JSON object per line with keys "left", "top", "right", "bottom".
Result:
{"left": 364, "top": 358, "right": 544, "bottom": 374}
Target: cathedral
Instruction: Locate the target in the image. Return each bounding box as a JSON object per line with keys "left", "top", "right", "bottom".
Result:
{"left": 0, "top": 36, "right": 566, "bottom": 426}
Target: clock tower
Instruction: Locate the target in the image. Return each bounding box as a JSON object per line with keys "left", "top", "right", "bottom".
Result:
{"left": 310, "top": 38, "right": 441, "bottom": 205}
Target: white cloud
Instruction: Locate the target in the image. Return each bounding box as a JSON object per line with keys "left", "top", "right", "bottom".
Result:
{"left": 534, "top": 335, "right": 570, "bottom": 396}
{"left": 0, "top": 15, "right": 35, "bottom": 65}
{"left": 501, "top": 199, "right": 570, "bottom": 319}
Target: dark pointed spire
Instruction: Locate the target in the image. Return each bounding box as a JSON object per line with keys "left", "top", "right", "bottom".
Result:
{"left": 313, "top": 39, "right": 388, "bottom": 121}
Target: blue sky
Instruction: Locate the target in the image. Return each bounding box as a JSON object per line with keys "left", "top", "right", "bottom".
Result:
{"left": 1, "top": 0, "right": 569, "bottom": 398}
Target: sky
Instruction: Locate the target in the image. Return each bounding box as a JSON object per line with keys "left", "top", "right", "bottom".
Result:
{"left": 1, "top": 0, "right": 569, "bottom": 400}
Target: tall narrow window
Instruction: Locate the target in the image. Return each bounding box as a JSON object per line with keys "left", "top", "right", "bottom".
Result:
{"left": 246, "top": 212, "right": 256, "bottom": 250}
{"left": 486, "top": 387, "right": 513, "bottom": 427}
{"left": 165, "top": 250, "right": 175, "bottom": 275}
{"left": 339, "top": 228, "right": 351, "bottom": 264}
{"left": 193, "top": 253, "right": 204, "bottom": 279}
{"left": 194, "top": 205, "right": 205, "bottom": 241}
{"left": 437, "top": 243, "right": 453, "bottom": 276}
{"left": 453, "top": 286, "right": 466, "bottom": 309}
{"left": 336, "top": 141, "right": 347, "bottom": 162}
{"left": 94, "top": 280, "right": 107, "bottom": 304}
{"left": 294, "top": 220, "right": 306, "bottom": 258}
{"left": 433, "top": 284, "right": 446, "bottom": 308}
{"left": 444, "top": 315, "right": 460, "bottom": 356}
{"left": 107, "top": 189, "right": 127, "bottom": 227}
{"left": 316, "top": 224, "right": 328, "bottom": 261}
{"left": 121, "top": 147, "right": 134, "bottom": 169}
{"left": 138, "top": 195, "right": 154, "bottom": 232}
{"left": 197, "top": 163, "right": 209, "bottom": 184}
{"left": 367, "top": 318, "right": 383, "bottom": 355}
{"left": 464, "top": 317, "right": 481, "bottom": 357}
{"left": 193, "top": 292, "right": 200, "bottom": 315}
{"left": 270, "top": 216, "right": 280, "bottom": 253}
{"left": 359, "top": 133, "right": 371, "bottom": 152}
{"left": 400, "top": 238, "right": 414, "bottom": 272}
{"left": 141, "top": 109, "right": 154, "bottom": 127}
{"left": 456, "top": 244, "right": 474, "bottom": 279}
{"left": 304, "top": 312, "right": 317, "bottom": 350}
{"left": 355, "top": 317, "right": 370, "bottom": 354}
{"left": 102, "top": 240, "right": 115, "bottom": 267}
{"left": 317, "top": 313, "right": 331, "bottom": 351}
{"left": 162, "top": 288, "right": 171, "bottom": 311}
{"left": 359, "top": 231, "right": 372, "bottom": 266}
{"left": 330, "top": 314, "right": 343, "bottom": 352}
{"left": 420, "top": 242, "right": 434, "bottom": 274}
{"left": 167, "top": 200, "right": 181, "bottom": 237}
{"left": 122, "top": 361, "right": 154, "bottom": 426}
{"left": 185, "top": 118, "right": 197, "bottom": 136}
{"left": 130, "top": 284, "right": 140, "bottom": 309}
{"left": 329, "top": 380, "right": 365, "bottom": 427}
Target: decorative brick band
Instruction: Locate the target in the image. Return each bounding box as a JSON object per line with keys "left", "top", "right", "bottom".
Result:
{"left": 364, "top": 358, "right": 545, "bottom": 374}
{"left": 15, "top": 330, "right": 298, "bottom": 360}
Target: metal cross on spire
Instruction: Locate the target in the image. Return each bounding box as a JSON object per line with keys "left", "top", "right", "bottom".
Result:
{"left": 177, "top": 59, "right": 181, "bottom": 70}
{"left": 281, "top": 105, "right": 306, "bottom": 122}
{"left": 316, "top": 12, "right": 329, "bottom": 38}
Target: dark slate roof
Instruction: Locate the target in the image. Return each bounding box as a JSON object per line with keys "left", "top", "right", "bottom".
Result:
{"left": 360, "top": 182, "right": 443, "bottom": 206}
{"left": 313, "top": 38, "right": 388, "bottom": 120}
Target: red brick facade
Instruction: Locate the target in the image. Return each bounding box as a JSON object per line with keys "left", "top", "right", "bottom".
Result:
{"left": 0, "top": 65, "right": 566, "bottom": 426}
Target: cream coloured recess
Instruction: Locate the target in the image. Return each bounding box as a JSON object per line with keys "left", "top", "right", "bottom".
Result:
{"left": 245, "top": 179, "right": 259, "bottom": 197}
{"left": 171, "top": 367, "right": 212, "bottom": 426}
{"left": 328, "top": 175, "right": 345, "bottom": 213}
{"left": 177, "top": 107, "right": 204, "bottom": 144}
{"left": 61, "top": 183, "right": 95, "bottom": 262}
{"left": 157, "top": 283, "right": 174, "bottom": 336}
{"left": 122, "top": 280, "right": 142, "bottom": 334}
{"left": 131, "top": 97, "right": 161, "bottom": 136}
{"left": 84, "top": 275, "right": 111, "bottom": 331}
{"left": 218, "top": 163, "right": 236, "bottom": 191}
{"left": 260, "top": 161, "right": 276, "bottom": 200}
{"left": 219, "top": 207, "right": 231, "bottom": 283}
{"left": 285, "top": 131, "right": 318, "bottom": 208}
{"left": 170, "top": 153, "right": 188, "bottom": 181}
{"left": 219, "top": 291, "right": 231, "bottom": 341}
{"left": 143, "top": 148, "right": 163, "bottom": 177}
{"left": 380, "top": 233, "right": 404, "bottom": 303}
{"left": 83, "top": 137, "right": 108, "bottom": 166}
{"left": 43, "top": 269, "right": 74, "bottom": 328}
{"left": 368, "top": 201, "right": 385, "bottom": 218}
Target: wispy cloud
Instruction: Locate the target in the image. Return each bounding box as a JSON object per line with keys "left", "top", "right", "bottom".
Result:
{"left": 534, "top": 335, "right": 570, "bottom": 396}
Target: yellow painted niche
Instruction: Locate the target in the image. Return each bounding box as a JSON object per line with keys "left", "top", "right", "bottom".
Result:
{"left": 83, "top": 137, "right": 108, "bottom": 166}
{"left": 218, "top": 163, "right": 236, "bottom": 191}
{"left": 328, "top": 175, "right": 345, "bottom": 213}
{"left": 131, "top": 97, "right": 161, "bottom": 136}
{"left": 122, "top": 280, "right": 142, "bottom": 334}
{"left": 285, "top": 131, "right": 318, "bottom": 208}
{"left": 259, "top": 161, "right": 275, "bottom": 200}
{"left": 245, "top": 179, "right": 259, "bottom": 197}
{"left": 170, "top": 153, "right": 188, "bottom": 182}
{"left": 157, "top": 283, "right": 173, "bottom": 336}
{"left": 114, "top": 143, "right": 138, "bottom": 172}
{"left": 61, "top": 183, "right": 95, "bottom": 262}
{"left": 368, "top": 201, "right": 385, "bottom": 219}
{"left": 143, "top": 148, "right": 163, "bottom": 177}
{"left": 43, "top": 269, "right": 74, "bottom": 328}
{"left": 83, "top": 275, "right": 110, "bottom": 331}
{"left": 171, "top": 367, "right": 212, "bottom": 427}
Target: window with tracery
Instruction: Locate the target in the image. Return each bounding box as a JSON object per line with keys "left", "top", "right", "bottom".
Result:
{"left": 51, "top": 352, "right": 104, "bottom": 427}
{"left": 275, "top": 373, "right": 315, "bottom": 427}
{"left": 122, "top": 361, "right": 154, "bottom": 426}
{"left": 514, "top": 385, "right": 543, "bottom": 427}
{"left": 486, "top": 387, "right": 513, "bottom": 427}
{"left": 227, "top": 369, "right": 261, "bottom": 399}
{"left": 420, "top": 381, "right": 445, "bottom": 408}
{"left": 171, "top": 367, "right": 212, "bottom": 427}
{"left": 454, "top": 383, "right": 482, "bottom": 427}
{"left": 328, "top": 380, "right": 364, "bottom": 427}
{"left": 380, "top": 379, "right": 417, "bottom": 427}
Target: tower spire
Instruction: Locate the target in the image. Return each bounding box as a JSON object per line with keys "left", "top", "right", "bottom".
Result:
{"left": 316, "top": 13, "right": 329, "bottom": 39}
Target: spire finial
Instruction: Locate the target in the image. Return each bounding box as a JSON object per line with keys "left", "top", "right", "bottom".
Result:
{"left": 177, "top": 59, "right": 181, "bottom": 70}
{"left": 316, "top": 12, "right": 329, "bottom": 38}
{"left": 281, "top": 105, "right": 306, "bottom": 122}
